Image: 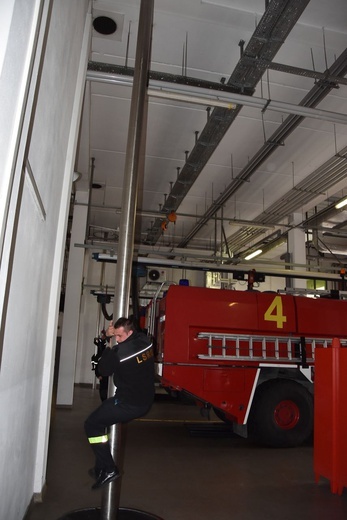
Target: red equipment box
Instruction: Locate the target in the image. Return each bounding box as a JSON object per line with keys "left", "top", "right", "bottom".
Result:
{"left": 314, "top": 338, "right": 347, "bottom": 494}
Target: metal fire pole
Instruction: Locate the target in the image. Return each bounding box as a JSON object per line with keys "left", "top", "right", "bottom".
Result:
{"left": 101, "top": 1, "right": 154, "bottom": 519}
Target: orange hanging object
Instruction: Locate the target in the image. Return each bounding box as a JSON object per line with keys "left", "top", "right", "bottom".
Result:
{"left": 168, "top": 211, "right": 177, "bottom": 223}
{"left": 161, "top": 220, "right": 167, "bottom": 231}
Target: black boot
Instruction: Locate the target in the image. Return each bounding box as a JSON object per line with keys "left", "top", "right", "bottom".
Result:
{"left": 88, "top": 467, "right": 102, "bottom": 480}
{"left": 92, "top": 467, "right": 121, "bottom": 489}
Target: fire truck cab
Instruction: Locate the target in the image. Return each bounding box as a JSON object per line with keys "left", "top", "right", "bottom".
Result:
{"left": 148, "top": 284, "right": 347, "bottom": 448}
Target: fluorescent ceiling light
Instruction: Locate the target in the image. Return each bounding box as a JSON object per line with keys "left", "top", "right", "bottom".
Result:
{"left": 335, "top": 197, "right": 347, "bottom": 209}
{"left": 244, "top": 249, "right": 263, "bottom": 260}
{"left": 229, "top": 219, "right": 274, "bottom": 230}
{"left": 201, "top": 0, "right": 234, "bottom": 7}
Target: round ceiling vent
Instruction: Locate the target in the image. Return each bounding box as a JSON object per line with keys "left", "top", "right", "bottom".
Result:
{"left": 93, "top": 16, "right": 117, "bottom": 35}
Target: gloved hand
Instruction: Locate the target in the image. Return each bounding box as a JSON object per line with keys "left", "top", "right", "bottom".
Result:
{"left": 91, "top": 353, "right": 99, "bottom": 371}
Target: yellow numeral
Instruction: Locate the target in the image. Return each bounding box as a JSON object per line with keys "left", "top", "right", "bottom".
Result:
{"left": 264, "top": 296, "right": 287, "bottom": 329}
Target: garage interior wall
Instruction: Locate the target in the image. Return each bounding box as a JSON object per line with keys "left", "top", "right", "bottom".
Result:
{"left": 0, "top": 1, "right": 90, "bottom": 518}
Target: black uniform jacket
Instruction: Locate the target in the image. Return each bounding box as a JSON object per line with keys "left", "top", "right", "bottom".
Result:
{"left": 98, "top": 331, "right": 155, "bottom": 407}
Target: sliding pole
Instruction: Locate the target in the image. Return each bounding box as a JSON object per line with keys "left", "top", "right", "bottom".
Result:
{"left": 100, "top": 1, "right": 154, "bottom": 519}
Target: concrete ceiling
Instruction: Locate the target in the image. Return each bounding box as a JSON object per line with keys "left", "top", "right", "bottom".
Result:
{"left": 75, "top": 0, "right": 347, "bottom": 273}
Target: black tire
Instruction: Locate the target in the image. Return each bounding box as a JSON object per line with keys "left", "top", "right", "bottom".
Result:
{"left": 248, "top": 379, "right": 313, "bottom": 448}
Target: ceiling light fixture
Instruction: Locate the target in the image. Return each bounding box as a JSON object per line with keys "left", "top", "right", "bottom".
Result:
{"left": 335, "top": 197, "right": 347, "bottom": 209}
{"left": 229, "top": 219, "right": 275, "bottom": 229}
{"left": 244, "top": 249, "right": 263, "bottom": 260}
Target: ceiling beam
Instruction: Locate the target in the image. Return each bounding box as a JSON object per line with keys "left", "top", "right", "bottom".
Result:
{"left": 91, "top": 252, "right": 343, "bottom": 282}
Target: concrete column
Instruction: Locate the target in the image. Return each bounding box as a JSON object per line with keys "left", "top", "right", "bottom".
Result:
{"left": 57, "top": 190, "right": 88, "bottom": 405}
{"left": 287, "top": 213, "right": 307, "bottom": 289}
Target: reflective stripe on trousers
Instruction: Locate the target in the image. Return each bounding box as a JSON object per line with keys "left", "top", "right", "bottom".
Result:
{"left": 88, "top": 434, "right": 108, "bottom": 444}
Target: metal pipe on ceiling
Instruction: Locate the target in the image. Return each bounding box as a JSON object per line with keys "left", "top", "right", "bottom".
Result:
{"left": 78, "top": 201, "right": 284, "bottom": 227}
{"left": 194, "top": 49, "right": 347, "bottom": 253}
{"left": 86, "top": 70, "right": 347, "bottom": 125}
{"left": 230, "top": 154, "right": 347, "bottom": 256}
{"left": 94, "top": 252, "right": 343, "bottom": 282}
{"left": 251, "top": 146, "right": 347, "bottom": 225}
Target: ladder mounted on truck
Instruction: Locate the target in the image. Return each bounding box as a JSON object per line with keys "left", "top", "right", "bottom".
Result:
{"left": 147, "top": 281, "right": 175, "bottom": 337}
{"left": 196, "top": 332, "right": 347, "bottom": 366}
{"left": 278, "top": 288, "right": 347, "bottom": 300}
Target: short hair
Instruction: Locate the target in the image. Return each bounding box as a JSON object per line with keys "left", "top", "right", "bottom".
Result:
{"left": 114, "top": 316, "right": 137, "bottom": 333}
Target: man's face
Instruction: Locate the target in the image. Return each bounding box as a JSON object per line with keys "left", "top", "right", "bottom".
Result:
{"left": 114, "top": 326, "right": 133, "bottom": 344}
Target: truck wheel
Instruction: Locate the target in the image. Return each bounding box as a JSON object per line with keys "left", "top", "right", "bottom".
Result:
{"left": 248, "top": 379, "right": 313, "bottom": 448}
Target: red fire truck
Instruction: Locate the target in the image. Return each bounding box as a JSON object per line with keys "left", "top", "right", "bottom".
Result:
{"left": 148, "top": 283, "right": 347, "bottom": 448}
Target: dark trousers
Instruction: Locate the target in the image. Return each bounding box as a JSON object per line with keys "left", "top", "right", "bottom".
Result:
{"left": 84, "top": 397, "right": 151, "bottom": 472}
{"left": 98, "top": 376, "right": 109, "bottom": 402}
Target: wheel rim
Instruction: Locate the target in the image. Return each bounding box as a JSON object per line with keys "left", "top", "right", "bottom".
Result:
{"left": 273, "top": 399, "right": 300, "bottom": 430}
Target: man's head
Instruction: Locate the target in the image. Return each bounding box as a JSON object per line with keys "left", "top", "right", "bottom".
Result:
{"left": 113, "top": 317, "right": 136, "bottom": 343}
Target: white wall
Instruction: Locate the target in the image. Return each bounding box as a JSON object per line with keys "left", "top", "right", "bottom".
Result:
{"left": 56, "top": 192, "right": 89, "bottom": 406}
{"left": 0, "top": 1, "right": 90, "bottom": 518}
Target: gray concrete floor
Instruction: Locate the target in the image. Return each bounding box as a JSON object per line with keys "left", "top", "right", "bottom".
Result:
{"left": 25, "top": 386, "right": 347, "bottom": 520}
